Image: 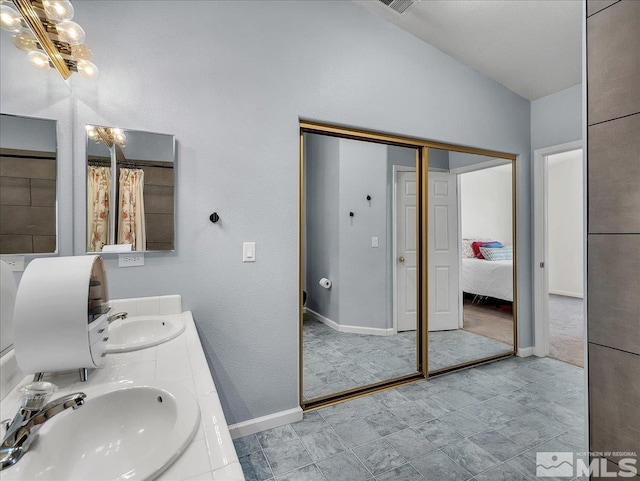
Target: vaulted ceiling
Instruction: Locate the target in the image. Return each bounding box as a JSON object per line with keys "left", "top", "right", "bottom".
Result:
{"left": 354, "top": 0, "right": 582, "bottom": 100}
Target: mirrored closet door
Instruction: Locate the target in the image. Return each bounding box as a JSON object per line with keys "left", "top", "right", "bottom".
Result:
{"left": 300, "top": 123, "right": 427, "bottom": 408}
{"left": 427, "top": 149, "right": 516, "bottom": 374}
{"left": 299, "top": 121, "right": 518, "bottom": 409}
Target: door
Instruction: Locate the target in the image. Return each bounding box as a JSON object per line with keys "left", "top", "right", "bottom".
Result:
{"left": 428, "top": 171, "right": 459, "bottom": 331}
{"left": 396, "top": 170, "right": 417, "bottom": 332}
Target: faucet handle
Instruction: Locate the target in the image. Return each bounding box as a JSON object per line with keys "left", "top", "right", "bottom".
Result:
{"left": 107, "top": 311, "right": 128, "bottom": 324}
{"left": 19, "top": 382, "right": 57, "bottom": 411}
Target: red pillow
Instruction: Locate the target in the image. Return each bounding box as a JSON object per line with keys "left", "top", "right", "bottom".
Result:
{"left": 471, "top": 241, "right": 498, "bottom": 259}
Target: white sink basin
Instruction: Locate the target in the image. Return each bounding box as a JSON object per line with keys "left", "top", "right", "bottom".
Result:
{"left": 106, "top": 315, "right": 185, "bottom": 353}
{"left": 2, "top": 382, "right": 200, "bottom": 481}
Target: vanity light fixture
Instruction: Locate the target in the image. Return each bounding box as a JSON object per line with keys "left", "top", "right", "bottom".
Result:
{"left": 0, "top": 0, "right": 98, "bottom": 80}
{"left": 86, "top": 125, "right": 127, "bottom": 148}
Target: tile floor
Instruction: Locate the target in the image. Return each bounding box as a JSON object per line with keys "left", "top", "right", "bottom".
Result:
{"left": 237, "top": 356, "right": 586, "bottom": 481}
{"left": 427, "top": 329, "right": 513, "bottom": 372}
{"left": 303, "top": 317, "right": 512, "bottom": 399}
{"left": 548, "top": 295, "right": 584, "bottom": 367}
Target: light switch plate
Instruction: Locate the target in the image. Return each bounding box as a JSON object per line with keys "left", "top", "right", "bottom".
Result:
{"left": 2, "top": 255, "right": 25, "bottom": 271}
{"left": 372, "top": 237, "right": 379, "bottom": 248}
{"left": 119, "top": 253, "right": 144, "bottom": 267}
{"left": 243, "top": 242, "right": 256, "bottom": 262}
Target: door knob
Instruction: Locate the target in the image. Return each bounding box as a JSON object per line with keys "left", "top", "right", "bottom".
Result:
{"left": 399, "top": 256, "right": 405, "bottom": 263}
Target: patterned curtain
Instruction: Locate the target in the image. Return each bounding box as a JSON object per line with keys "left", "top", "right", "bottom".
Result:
{"left": 87, "top": 166, "right": 111, "bottom": 252}
{"left": 117, "top": 168, "right": 146, "bottom": 251}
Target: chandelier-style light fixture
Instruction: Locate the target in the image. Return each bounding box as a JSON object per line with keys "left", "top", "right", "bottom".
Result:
{"left": 0, "top": 0, "right": 98, "bottom": 79}
{"left": 87, "top": 125, "right": 127, "bottom": 148}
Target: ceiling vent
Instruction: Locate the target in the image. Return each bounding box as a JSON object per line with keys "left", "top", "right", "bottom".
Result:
{"left": 379, "top": 0, "right": 416, "bottom": 14}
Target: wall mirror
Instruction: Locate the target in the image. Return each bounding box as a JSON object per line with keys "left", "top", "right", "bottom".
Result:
{"left": 86, "top": 125, "right": 175, "bottom": 252}
{"left": 427, "top": 149, "right": 516, "bottom": 374}
{"left": 0, "top": 113, "right": 57, "bottom": 255}
{"left": 300, "top": 121, "right": 517, "bottom": 410}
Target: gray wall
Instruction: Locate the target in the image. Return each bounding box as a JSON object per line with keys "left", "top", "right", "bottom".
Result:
{"left": 586, "top": 0, "right": 640, "bottom": 468}
{"left": 305, "top": 139, "right": 416, "bottom": 331}
{"left": 0, "top": 114, "right": 56, "bottom": 153}
{"left": 1, "top": 0, "right": 532, "bottom": 425}
{"left": 338, "top": 138, "right": 388, "bottom": 329}
{"left": 305, "top": 136, "right": 401, "bottom": 331}
{"left": 304, "top": 134, "right": 340, "bottom": 322}
{"left": 87, "top": 130, "right": 173, "bottom": 162}
{"left": 449, "top": 152, "right": 497, "bottom": 170}
{"left": 121, "top": 130, "right": 174, "bottom": 163}
{"left": 428, "top": 148, "right": 450, "bottom": 170}
{"left": 86, "top": 139, "right": 111, "bottom": 159}
{"left": 530, "top": 83, "right": 582, "bottom": 150}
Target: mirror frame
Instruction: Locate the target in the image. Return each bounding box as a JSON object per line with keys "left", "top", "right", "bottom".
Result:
{"left": 299, "top": 119, "right": 518, "bottom": 411}
{"left": 84, "top": 124, "right": 177, "bottom": 254}
{"left": 0, "top": 113, "right": 59, "bottom": 257}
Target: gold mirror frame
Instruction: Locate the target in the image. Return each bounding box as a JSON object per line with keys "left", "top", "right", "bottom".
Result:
{"left": 299, "top": 120, "right": 518, "bottom": 411}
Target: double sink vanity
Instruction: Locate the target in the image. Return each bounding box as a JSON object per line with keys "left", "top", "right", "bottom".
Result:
{"left": 0, "top": 294, "right": 244, "bottom": 480}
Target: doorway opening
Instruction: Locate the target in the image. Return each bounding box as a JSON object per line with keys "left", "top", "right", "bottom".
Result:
{"left": 457, "top": 163, "right": 515, "bottom": 348}
{"left": 534, "top": 142, "right": 585, "bottom": 367}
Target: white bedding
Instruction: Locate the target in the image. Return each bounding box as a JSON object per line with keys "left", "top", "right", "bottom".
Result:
{"left": 462, "top": 258, "right": 513, "bottom": 302}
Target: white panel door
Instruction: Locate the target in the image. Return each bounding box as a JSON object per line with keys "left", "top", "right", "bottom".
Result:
{"left": 428, "top": 172, "right": 460, "bottom": 331}
{"left": 396, "top": 170, "right": 417, "bottom": 332}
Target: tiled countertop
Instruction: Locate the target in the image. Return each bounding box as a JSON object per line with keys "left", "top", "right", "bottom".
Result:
{"left": 0, "top": 295, "right": 244, "bottom": 481}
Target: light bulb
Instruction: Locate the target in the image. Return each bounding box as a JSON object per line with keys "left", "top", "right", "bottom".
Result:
{"left": 77, "top": 59, "right": 98, "bottom": 79}
{"left": 0, "top": 4, "right": 22, "bottom": 32}
{"left": 13, "top": 30, "right": 38, "bottom": 51}
{"left": 86, "top": 125, "right": 100, "bottom": 142}
{"left": 71, "top": 43, "right": 92, "bottom": 60}
{"left": 110, "top": 128, "right": 126, "bottom": 145}
{"left": 28, "top": 51, "right": 51, "bottom": 71}
{"left": 56, "top": 20, "right": 85, "bottom": 45}
{"left": 43, "top": 0, "right": 74, "bottom": 22}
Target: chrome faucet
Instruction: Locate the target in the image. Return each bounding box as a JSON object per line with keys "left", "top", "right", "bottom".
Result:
{"left": 0, "top": 382, "right": 86, "bottom": 470}
{"left": 107, "top": 311, "right": 128, "bottom": 324}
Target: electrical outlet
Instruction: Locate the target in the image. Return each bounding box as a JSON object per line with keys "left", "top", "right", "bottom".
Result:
{"left": 2, "top": 256, "right": 25, "bottom": 271}
{"left": 118, "top": 253, "right": 144, "bottom": 267}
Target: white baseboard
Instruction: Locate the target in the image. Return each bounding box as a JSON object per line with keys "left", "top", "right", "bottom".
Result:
{"left": 228, "top": 406, "right": 303, "bottom": 439}
{"left": 304, "top": 307, "right": 341, "bottom": 331}
{"left": 532, "top": 345, "right": 547, "bottom": 358}
{"left": 304, "top": 308, "right": 394, "bottom": 336}
{"left": 517, "top": 347, "right": 535, "bottom": 358}
{"left": 549, "top": 290, "right": 584, "bottom": 299}
{"left": 339, "top": 324, "right": 395, "bottom": 336}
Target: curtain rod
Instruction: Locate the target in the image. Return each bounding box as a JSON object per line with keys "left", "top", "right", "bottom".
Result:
{"left": 88, "top": 159, "right": 174, "bottom": 170}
